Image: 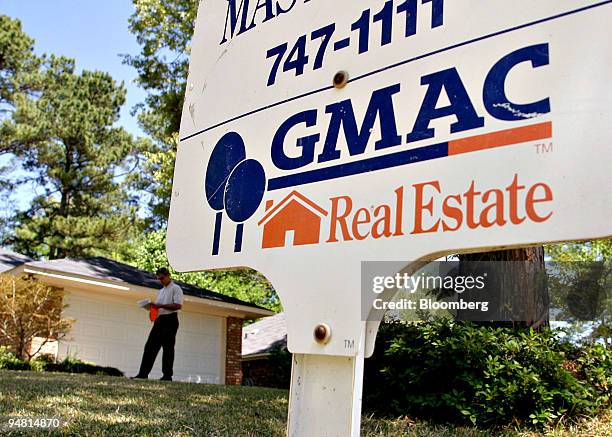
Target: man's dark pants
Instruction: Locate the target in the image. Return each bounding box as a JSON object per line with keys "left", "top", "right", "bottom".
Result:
{"left": 137, "top": 312, "right": 179, "bottom": 379}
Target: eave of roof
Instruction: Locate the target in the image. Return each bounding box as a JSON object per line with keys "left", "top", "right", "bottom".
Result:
{"left": 0, "top": 249, "right": 32, "bottom": 273}
{"left": 23, "top": 257, "right": 273, "bottom": 317}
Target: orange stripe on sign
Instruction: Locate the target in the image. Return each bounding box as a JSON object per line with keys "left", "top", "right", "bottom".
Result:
{"left": 448, "top": 121, "right": 552, "bottom": 156}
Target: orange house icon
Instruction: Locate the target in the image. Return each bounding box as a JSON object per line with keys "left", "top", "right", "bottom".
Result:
{"left": 258, "top": 191, "right": 328, "bottom": 249}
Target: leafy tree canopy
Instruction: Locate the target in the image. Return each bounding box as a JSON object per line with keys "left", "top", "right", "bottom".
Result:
{"left": 125, "top": 0, "right": 196, "bottom": 137}
{"left": 123, "top": 0, "right": 198, "bottom": 224}
{"left": 0, "top": 14, "right": 41, "bottom": 169}
{"left": 3, "top": 52, "right": 148, "bottom": 259}
{"left": 0, "top": 15, "right": 38, "bottom": 111}
{"left": 545, "top": 238, "right": 611, "bottom": 346}
{"left": 546, "top": 239, "right": 612, "bottom": 262}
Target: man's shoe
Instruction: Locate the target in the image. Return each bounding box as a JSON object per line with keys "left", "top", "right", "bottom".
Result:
{"left": 159, "top": 376, "right": 172, "bottom": 381}
{"left": 130, "top": 375, "right": 147, "bottom": 380}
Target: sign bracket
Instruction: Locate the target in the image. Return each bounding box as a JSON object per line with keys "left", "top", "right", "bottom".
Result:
{"left": 287, "top": 323, "right": 366, "bottom": 437}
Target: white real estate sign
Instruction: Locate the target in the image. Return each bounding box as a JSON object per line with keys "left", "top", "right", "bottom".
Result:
{"left": 168, "top": 0, "right": 612, "bottom": 434}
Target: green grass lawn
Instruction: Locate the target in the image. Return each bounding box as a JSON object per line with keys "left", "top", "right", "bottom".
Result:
{"left": 0, "top": 370, "right": 609, "bottom": 436}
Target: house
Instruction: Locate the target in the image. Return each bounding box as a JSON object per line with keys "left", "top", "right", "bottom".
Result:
{"left": 258, "top": 191, "right": 328, "bottom": 249}
{"left": 1, "top": 252, "right": 273, "bottom": 384}
{"left": 241, "top": 312, "right": 289, "bottom": 388}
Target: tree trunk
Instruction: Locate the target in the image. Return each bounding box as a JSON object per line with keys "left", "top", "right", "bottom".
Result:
{"left": 459, "top": 247, "right": 549, "bottom": 329}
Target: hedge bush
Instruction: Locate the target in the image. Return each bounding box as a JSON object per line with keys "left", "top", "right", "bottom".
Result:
{"left": 363, "top": 321, "right": 610, "bottom": 427}
{"left": 0, "top": 347, "right": 31, "bottom": 370}
{"left": 0, "top": 347, "right": 123, "bottom": 377}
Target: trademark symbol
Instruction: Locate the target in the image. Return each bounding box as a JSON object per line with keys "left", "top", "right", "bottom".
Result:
{"left": 534, "top": 142, "right": 553, "bottom": 154}
{"left": 344, "top": 339, "right": 355, "bottom": 349}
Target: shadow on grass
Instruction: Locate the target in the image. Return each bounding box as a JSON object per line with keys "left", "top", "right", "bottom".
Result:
{"left": 1, "top": 370, "right": 288, "bottom": 436}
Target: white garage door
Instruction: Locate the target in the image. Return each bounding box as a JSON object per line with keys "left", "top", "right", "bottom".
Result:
{"left": 58, "top": 290, "right": 224, "bottom": 384}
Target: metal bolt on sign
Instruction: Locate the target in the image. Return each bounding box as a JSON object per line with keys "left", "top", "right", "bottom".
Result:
{"left": 314, "top": 323, "right": 331, "bottom": 343}
{"left": 333, "top": 71, "right": 349, "bottom": 88}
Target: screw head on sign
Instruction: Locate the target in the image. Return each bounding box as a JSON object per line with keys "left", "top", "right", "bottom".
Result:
{"left": 313, "top": 323, "right": 331, "bottom": 344}
{"left": 333, "top": 71, "right": 349, "bottom": 89}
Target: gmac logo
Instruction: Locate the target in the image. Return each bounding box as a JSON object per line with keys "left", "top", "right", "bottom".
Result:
{"left": 205, "top": 132, "right": 266, "bottom": 255}
{"left": 205, "top": 43, "right": 553, "bottom": 255}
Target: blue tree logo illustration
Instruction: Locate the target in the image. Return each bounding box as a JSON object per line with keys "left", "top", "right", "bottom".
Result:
{"left": 205, "top": 132, "right": 266, "bottom": 255}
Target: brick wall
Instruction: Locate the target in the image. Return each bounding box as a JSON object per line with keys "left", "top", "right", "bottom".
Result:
{"left": 225, "top": 317, "right": 243, "bottom": 385}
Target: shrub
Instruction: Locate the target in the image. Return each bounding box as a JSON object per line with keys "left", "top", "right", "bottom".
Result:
{"left": 0, "top": 274, "right": 73, "bottom": 361}
{"left": 0, "top": 348, "right": 123, "bottom": 377}
{"left": 363, "top": 320, "right": 610, "bottom": 428}
{"left": 35, "top": 356, "right": 124, "bottom": 377}
{"left": 0, "top": 346, "right": 30, "bottom": 370}
{"left": 561, "top": 343, "right": 611, "bottom": 407}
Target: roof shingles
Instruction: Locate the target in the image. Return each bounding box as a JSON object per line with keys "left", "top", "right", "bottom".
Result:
{"left": 242, "top": 312, "right": 287, "bottom": 357}
{"left": 0, "top": 249, "right": 32, "bottom": 273}
{"left": 25, "top": 256, "right": 268, "bottom": 311}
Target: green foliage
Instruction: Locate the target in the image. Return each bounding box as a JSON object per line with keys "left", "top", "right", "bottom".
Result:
{"left": 127, "top": 229, "right": 282, "bottom": 311}
{"left": 136, "top": 134, "right": 177, "bottom": 226}
{"left": 125, "top": 0, "right": 196, "bottom": 137}
{"left": 0, "top": 346, "right": 30, "bottom": 370}
{"left": 3, "top": 52, "right": 147, "bottom": 259}
{"left": 0, "top": 14, "right": 40, "bottom": 181}
{"left": 546, "top": 239, "right": 611, "bottom": 346}
{"left": 559, "top": 342, "right": 611, "bottom": 406}
{"left": 266, "top": 345, "right": 292, "bottom": 389}
{"left": 123, "top": 0, "right": 198, "bottom": 223}
{"left": 38, "top": 355, "right": 124, "bottom": 377}
{"left": 546, "top": 239, "right": 612, "bottom": 262}
{"left": 0, "top": 348, "right": 123, "bottom": 376}
{"left": 0, "top": 15, "right": 38, "bottom": 112}
{"left": 363, "top": 321, "right": 610, "bottom": 428}
{"left": 1, "top": 17, "right": 152, "bottom": 258}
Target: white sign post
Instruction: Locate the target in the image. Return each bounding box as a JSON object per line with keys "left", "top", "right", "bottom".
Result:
{"left": 168, "top": 1, "right": 612, "bottom": 435}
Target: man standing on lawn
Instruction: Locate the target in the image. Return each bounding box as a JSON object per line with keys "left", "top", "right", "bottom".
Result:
{"left": 133, "top": 267, "right": 183, "bottom": 381}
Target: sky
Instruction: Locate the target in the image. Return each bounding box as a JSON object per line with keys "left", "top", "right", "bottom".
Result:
{"left": 1, "top": 0, "right": 147, "bottom": 137}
